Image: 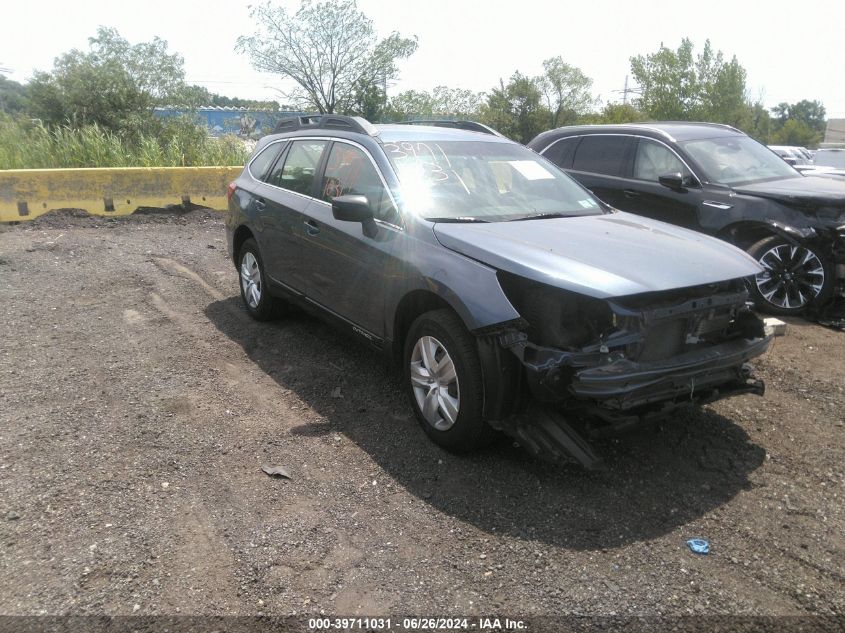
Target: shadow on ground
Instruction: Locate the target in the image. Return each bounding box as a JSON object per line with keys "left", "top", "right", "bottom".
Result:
{"left": 206, "top": 296, "right": 765, "bottom": 550}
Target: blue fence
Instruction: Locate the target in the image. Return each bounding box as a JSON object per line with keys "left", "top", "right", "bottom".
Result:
{"left": 154, "top": 107, "right": 308, "bottom": 137}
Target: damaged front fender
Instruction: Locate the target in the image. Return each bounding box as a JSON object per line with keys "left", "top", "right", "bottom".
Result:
{"left": 761, "top": 220, "right": 817, "bottom": 244}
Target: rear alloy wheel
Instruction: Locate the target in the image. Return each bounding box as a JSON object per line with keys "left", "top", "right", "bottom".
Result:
{"left": 748, "top": 236, "right": 833, "bottom": 315}
{"left": 404, "top": 309, "right": 495, "bottom": 452}
{"left": 238, "top": 238, "right": 280, "bottom": 321}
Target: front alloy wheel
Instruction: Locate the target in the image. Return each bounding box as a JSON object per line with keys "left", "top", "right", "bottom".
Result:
{"left": 749, "top": 236, "right": 832, "bottom": 315}
{"left": 403, "top": 309, "right": 494, "bottom": 452}
{"left": 410, "top": 335, "right": 461, "bottom": 431}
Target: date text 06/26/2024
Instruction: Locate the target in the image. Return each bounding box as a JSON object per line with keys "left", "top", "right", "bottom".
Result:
{"left": 308, "top": 617, "right": 528, "bottom": 630}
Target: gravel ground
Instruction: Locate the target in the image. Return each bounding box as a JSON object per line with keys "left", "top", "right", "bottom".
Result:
{"left": 0, "top": 210, "right": 842, "bottom": 624}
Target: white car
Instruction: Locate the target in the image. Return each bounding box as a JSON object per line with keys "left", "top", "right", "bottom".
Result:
{"left": 768, "top": 145, "right": 810, "bottom": 166}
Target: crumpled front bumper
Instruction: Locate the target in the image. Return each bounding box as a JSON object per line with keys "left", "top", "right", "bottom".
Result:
{"left": 501, "top": 330, "right": 772, "bottom": 414}
{"left": 570, "top": 335, "right": 772, "bottom": 410}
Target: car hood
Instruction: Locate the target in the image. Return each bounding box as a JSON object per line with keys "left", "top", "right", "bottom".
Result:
{"left": 732, "top": 175, "right": 845, "bottom": 207}
{"left": 432, "top": 212, "right": 762, "bottom": 299}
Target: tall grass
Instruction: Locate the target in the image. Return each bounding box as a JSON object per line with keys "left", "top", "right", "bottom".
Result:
{"left": 0, "top": 117, "right": 249, "bottom": 169}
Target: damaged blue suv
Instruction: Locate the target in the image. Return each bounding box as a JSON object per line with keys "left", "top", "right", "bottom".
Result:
{"left": 226, "top": 115, "right": 772, "bottom": 467}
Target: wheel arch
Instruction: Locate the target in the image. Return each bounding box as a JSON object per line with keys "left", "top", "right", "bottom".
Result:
{"left": 232, "top": 225, "right": 256, "bottom": 267}
{"left": 391, "top": 290, "right": 456, "bottom": 365}
{"left": 391, "top": 287, "right": 524, "bottom": 422}
{"left": 717, "top": 220, "right": 812, "bottom": 250}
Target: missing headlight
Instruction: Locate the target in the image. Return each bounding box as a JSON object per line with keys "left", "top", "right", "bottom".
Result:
{"left": 497, "top": 272, "right": 613, "bottom": 349}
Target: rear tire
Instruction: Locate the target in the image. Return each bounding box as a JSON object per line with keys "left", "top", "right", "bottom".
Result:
{"left": 747, "top": 236, "right": 833, "bottom": 315}
{"left": 403, "top": 309, "right": 495, "bottom": 452}
{"left": 238, "top": 238, "right": 282, "bottom": 321}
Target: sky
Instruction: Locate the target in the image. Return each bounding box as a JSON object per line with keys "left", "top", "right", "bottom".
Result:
{"left": 2, "top": 0, "right": 844, "bottom": 117}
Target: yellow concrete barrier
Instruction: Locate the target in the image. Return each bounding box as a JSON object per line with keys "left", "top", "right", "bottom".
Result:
{"left": 0, "top": 166, "right": 243, "bottom": 222}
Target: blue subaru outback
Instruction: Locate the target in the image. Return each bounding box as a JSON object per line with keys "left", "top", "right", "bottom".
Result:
{"left": 226, "top": 115, "right": 772, "bottom": 467}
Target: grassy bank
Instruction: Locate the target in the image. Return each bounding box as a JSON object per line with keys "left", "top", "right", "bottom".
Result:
{"left": 0, "top": 117, "right": 250, "bottom": 169}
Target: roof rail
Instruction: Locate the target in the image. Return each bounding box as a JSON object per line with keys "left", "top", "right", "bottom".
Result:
{"left": 272, "top": 114, "right": 379, "bottom": 137}
{"left": 681, "top": 121, "right": 743, "bottom": 134}
{"left": 397, "top": 119, "right": 504, "bottom": 137}
{"left": 629, "top": 121, "right": 743, "bottom": 134}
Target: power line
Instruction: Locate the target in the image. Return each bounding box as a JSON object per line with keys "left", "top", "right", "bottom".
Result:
{"left": 610, "top": 75, "right": 641, "bottom": 105}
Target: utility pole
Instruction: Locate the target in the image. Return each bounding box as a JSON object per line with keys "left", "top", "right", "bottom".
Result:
{"left": 612, "top": 75, "right": 640, "bottom": 105}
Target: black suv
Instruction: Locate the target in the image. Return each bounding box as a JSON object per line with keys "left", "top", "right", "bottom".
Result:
{"left": 528, "top": 123, "right": 845, "bottom": 315}
{"left": 226, "top": 115, "right": 771, "bottom": 467}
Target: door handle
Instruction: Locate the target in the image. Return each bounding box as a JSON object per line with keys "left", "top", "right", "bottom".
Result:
{"left": 623, "top": 190, "right": 641, "bottom": 198}
{"left": 254, "top": 198, "right": 266, "bottom": 211}
{"left": 304, "top": 220, "right": 320, "bottom": 236}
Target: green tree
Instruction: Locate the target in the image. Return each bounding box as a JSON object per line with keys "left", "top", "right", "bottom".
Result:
{"left": 430, "top": 86, "right": 485, "bottom": 117}
{"left": 771, "top": 119, "right": 821, "bottom": 147}
{"left": 630, "top": 38, "right": 748, "bottom": 125}
{"left": 237, "top": 0, "right": 417, "bottom": 114}
{"left": 583, "top": 102, "right": 643, "bottom": 124}
{"left": 384, "top": 86, "right": 485, "bottom": 121}
{"left": 697, "top": 44, "right": 748, "bottom": 125}
{"left": 385, "top": 90, "right": 435, "bottom": 121}
{"left": 174, "top": 84, "right": 214, "bottom": 109}
{"left": 348, "top": 79, "right": 387, "bottom": 121}
{"left": 771, "top": 99, "right": 826, "bottom": 135}
{"left": 479, "top": 73, "right": 550, "bottom": 143}
{"left": 630, "top": 38, "right": 698, "bottom": 120}
{"left": 538, "top": 57, "right": 594, "bottom": 128}
{"left": 0, "top": 75, "right": 29, "bottom": 115}
{"left": 742, "top": 101, "right": 773, "bottom": 143}
{"left": 27, "top": 27, "right": 190, "bottom": 133}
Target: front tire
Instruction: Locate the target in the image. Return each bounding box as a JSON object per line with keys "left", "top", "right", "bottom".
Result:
{"left": 747, "top": 236, "right": 833, "bottom": 315}
{"left": 403, "top": 309, "right": 495, "bottom": 452}
{"left": 238, "top": 238, "right": 280, "bottom": 321}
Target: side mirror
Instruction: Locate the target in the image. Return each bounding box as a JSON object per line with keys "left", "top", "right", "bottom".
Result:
{"left": 658, "top": 172, "right": 686, "bottom": 191}
{"left": 331, "top": 194, "right": 377, "bottom": 238}
{"left": 332, "top": 194, "right": 373, "bottom": 222}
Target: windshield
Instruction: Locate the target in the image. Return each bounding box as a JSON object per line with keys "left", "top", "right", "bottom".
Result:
{"left": 680, "top": 136, "right": 800, "bottom": 186}
{"left": 383, "top": 140, "right": 603, "bottom": 221}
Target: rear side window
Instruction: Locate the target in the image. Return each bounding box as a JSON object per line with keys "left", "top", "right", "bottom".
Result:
{"left": 542, "top": 136, "right": 580, "bottom": 169}
{"left": 571, "top": 135, "right": 633, "bottom": 176}
{"left": 269, "top": 140, "right": 327, "bottom": 195}
{"left": 248, "top": 142, "right": 285, "bottom": 182}
{"left": 321, "top": 143, "right": 398, "bottom": 224}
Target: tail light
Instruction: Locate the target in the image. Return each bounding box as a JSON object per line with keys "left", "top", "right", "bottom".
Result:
{"left": 227, "top": 182, "right": 237, "bottom": 201}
